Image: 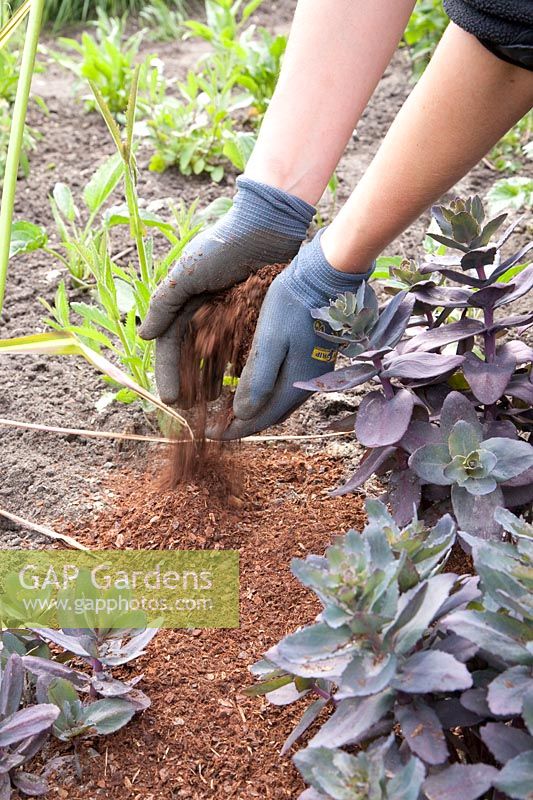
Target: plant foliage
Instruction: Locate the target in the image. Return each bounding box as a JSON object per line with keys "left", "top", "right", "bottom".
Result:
{"left": 300, "top": 195, "right": 533, "bottom": 539}
{"left": 0, "top": 605, "right": 156, "bottom": 792}
{"left": 141, "top": 0, "right": 285, "bottom": 179}
{"left": 50, "top": 11, "right": 166, "bottom": 118}
{"left": 248, "top": 503, "right": 533, "bottom": 800}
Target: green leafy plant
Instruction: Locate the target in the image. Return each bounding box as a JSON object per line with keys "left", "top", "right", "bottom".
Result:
{"left": 299, "top": 195, "right": 533, "bottom": 539}
{"left": 142, "top": 60, "right": 255, "bottom": 179}
{"left": 0, "top": 98, "right": 40, "bottom": 179}
{"left": 487, "top": 175, "right": 533, "bottom": 215}
{"left": 184, "top": 0, "right": 264, "bottom": 47}
{"left": 0, "top": 0, "right": 44, "bottom": 314}
{"left": 249, "top": 503, "right": 533, "bottom": 800}
{"left": 50, "top": 11, "right": 166, "bottom": 118}
{"left": 185, "top": 0, "right": 286, "bottom": 118}
{"left": 141, "top": 0, "right": 283, "bottom": 179}
{"left": 488, "top": 111, "right": 533, "bottom": 173}
{"left": 139, "top": 0, "right": 187, "bottom": 41}
{"left": 229, "top": 24, "right": 286, "bottom": 116}
{"left": 403, "top": 0, "right": 449, "bottom": 78}
{"left": 15, "top": 0, "right": 147, "bottom": 29}
{"left": 6, "top": 70, "right": 205, "bottom": 412}
{"left": 19, "top": 150, "right": 124, "bottom": 285}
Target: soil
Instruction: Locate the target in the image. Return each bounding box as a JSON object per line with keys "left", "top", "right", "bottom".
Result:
{"left": 0, "top": 2, "right": 530, "bottom": 797}
{"left": 178, "top": 263, "right": 284, "bottom": 411}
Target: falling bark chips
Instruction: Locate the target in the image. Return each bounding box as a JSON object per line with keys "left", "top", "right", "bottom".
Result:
{"left": 164, "top": 264, "right": 285, "bottom": 486}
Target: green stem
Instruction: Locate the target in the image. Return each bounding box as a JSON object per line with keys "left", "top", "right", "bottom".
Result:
{"left": 123, "top": 165, "right": 149, "bottom": 286}
{"left": 0, "top": 0, "right": 45, "bottom": 315}
{"left": 42, "top": 246, "right": 71, "bottom": 270}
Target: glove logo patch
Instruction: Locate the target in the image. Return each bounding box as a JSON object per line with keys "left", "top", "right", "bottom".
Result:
{"left": 311, "top": 347, "right": 338, "bottom": 363}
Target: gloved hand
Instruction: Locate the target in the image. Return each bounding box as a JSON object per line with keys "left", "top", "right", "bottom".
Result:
{"left": 210, "top": 228, "right": 374, "bottom": 440}
{"left": 138, "top": 176, "right": 315, "bottom": 404}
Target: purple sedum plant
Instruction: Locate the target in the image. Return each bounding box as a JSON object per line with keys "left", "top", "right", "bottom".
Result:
{"left": 0, "top": 620, "right": 155, "bottom": 792}
{"left": 299, "top": 195, "right": 533, "bottom": 539}
{"left": 248, "top": 503, "right": 533, "bottom": 800}
{"left": 0, "top": 653, "right": 59, "bottom": 798}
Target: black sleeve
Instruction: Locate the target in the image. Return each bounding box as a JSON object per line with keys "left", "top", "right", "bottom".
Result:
{"left": 443, "top": 0, "right": 533, "bottom": 70}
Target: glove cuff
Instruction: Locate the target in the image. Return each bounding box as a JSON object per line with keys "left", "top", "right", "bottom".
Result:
{"left": 282, "top": 227, "right": 375, "bottom": 308}
{"left": 234, "top": 176, "right": 316, "bottom": 241}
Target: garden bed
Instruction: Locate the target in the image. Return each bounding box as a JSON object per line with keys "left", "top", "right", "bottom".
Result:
{"left": 1, "top": 2, "right": 531, "bottom": 798}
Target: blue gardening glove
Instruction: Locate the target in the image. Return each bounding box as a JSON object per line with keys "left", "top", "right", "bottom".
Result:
{"left": 210, "top": 228, "right": 374, "bottom": 440}
{"left": 138, "top": 177, "right": 315, "bottom": 404}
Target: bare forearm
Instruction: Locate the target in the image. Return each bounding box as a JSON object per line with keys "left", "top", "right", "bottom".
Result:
{"left": 322, "top": 22, "right": 533, "bottom": 271}
{"left": 245, "top": 0, "right": 416, "bottom": 204}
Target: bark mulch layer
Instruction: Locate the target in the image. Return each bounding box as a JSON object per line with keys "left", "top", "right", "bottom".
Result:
{"left": 49, "top": 445, "right": 368, "bottom": 800}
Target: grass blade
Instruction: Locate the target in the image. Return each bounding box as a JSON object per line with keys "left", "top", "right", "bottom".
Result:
{"left": 88, "top": 80, "right": 124, "bottom": 156}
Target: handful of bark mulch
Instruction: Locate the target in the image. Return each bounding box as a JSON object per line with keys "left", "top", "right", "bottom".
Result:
{"left": 165, "top": 263, "right": 285, "bottom": 486}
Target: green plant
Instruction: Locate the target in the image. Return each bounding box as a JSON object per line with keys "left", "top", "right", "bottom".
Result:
{"left": 25, "top": 151, "right": 124, "bottom": 285}
{"left": 0, "top": 39, "right": 24, "bottom": 105}
{"left": 0, "top": 0, "right": 44, "bottom": 314}
{"left": 184, "top": 0, "right": 264, "bottom": 47}
{"left": 50, "top": 10, "right": 166, "bottom": 118}
{"left": 15, "top": 0, "right": 147, "bottom": 29}
{"left": 140, "top": 0, "right": 187, "bottom": 41}
{"left": 6, "top": 72, "right": 203, "bottom": 411}
{"left": 0, "top": 7, "right": 45, "bottom": 183}
{"left": 185, "top": 0, "right": 285, "bottom": 118}
{"left": 403, "top": 0, "right": 448, "bottom": 78}
{"left": 249, "top": 502, "right": 533, "bottom": 800}
{"left": 229, "top": 25, "right": 286, "bottom": 116}
{"left": 487, "top": 175, "right": 533, "bottom": 215}
{"left": 298, "top": 195, "right": 533, "bottom": 539}
{"left": 0, "top": 98, "right": 39, "bottom": 179}
{"left": 488, "top": 111, "right": 533, "bottom": 172}
{"left": 143, "top": 61, "right": 255, "bottom": 179}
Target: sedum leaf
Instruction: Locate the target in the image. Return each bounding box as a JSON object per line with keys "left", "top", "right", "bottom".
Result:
{"left": 480, "top": 722, "right": 533, "bottom": 765}
{"left": 409, "top": 444, "right": 451, "bottom": 486}
{"left": 482, "top": 438, "right": 533, "bottom": 482}
{"left": 0, "top": 705, "right": 59, "bottom": 747}
{"left": 494, "top": 751, "right": 533, "bottom": 799}
{"left": 0, "top": 653, "right": 24, "bottom": 718}
{"left": 307, "top": 691, "right": 394, "bottom": 748}
{"left": 451, "top": 485, "right": 504, "bottom": 539}
{"left": 355, "top": 389, "right": 414, "bottom": 448}
{"left": 81, "top": 698, "right": 136, "bottom": 735}
{"left": 487, "top": 666, "right": 532, "bottom": 715}
{"left": 392, "top": 650, "right": 472, "bottom": 694}
{"left": 395, "top": 699, "right": 448, "bottom": 764}
{"left": 424, "top": 763, "right": 499, "bottom": 800}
